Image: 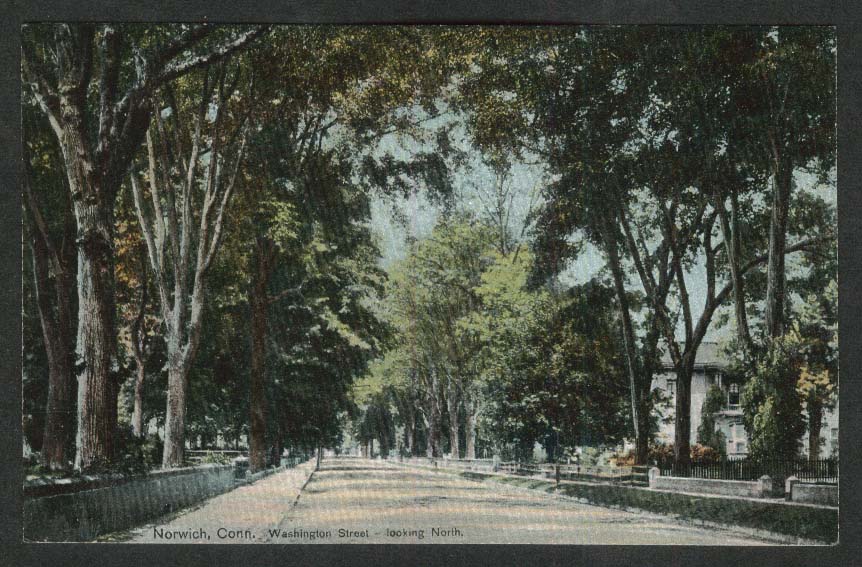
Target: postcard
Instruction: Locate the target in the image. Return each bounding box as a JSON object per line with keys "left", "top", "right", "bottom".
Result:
{"left": 19, "top": 22, "right": 838, "bottom": 548}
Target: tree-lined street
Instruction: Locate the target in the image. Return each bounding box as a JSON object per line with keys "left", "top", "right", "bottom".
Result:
{"left": 21, "top": 24, "right": 837, "bottom": 546}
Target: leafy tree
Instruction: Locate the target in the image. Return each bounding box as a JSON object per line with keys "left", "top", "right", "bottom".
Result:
{"left": 740, "top": 329, "right": 807, "bottom": 460}
{"left": 794, "top": 280, "right": 837, "bottom": 460}
{"left": 697, "top": 386, "right": 727, "bottom": 458}
{"left": 22, "top": 23, "right": 268, "bottom": 471}
{"left": 452, "top": 26, "right": 835, "bottom": 468}
{"left": 130, "top": 62, "right": 252, "bottom": 467}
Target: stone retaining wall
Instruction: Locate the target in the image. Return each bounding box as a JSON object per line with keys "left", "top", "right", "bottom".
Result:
{"left": 648, "top": 468, "right": 774, "bottom": 498}
{"left": 24, "top": 464, "right": 235, "bottom": 541}
{"left": 787, "top": 478, "right": 838, "bottom": 507}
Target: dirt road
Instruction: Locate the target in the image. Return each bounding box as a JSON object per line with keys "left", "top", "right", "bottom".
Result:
{"left": 267, "top": 458, "right": 770, "bottom": 545}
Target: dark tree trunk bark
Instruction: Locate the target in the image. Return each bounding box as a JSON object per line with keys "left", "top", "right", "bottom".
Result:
{"left": 405, "top": 408, "right": 415, "bottom": 455}
{"left": 447, "top": 379, "right": 460, "bottom": 459}
{"left": 50, "top": 33, "right": 122, "bottom": 470}
{"left": 465, "top": 397, "right": 477, "bottom": 460}
{"left": 130, "top": 263, "right": 149, "bottom": 438}
{"left": 635, "top": 404, "right": 651, "bottom": 465}
{"left": 162, "top": 362, "right": 189, "bottom": 467}
{"left": 248, "top": 243, "right": 271, "bottom": 473}
{"left": 131, "top": 363, "right": 146, "bottom": 437}
{"left": 426, "top": 371, "right": 443, "bottom": 458}
{"left": 716, "top": 191, "right": 753, "bottom": 351}
{"left": 30, "top": 240, "right": 75, "bottom": 470}
{"left": 808, "top": 399, "right": 823, "bottom": 461}
{"left": 25, "top": 175, "right": 77, "bottom": 471}
{"left": 273, "top": 424, "right": 284, "bottom": 467}
{"left": 603, "top": 224, "right": 650, "bottom": 465}
{"left": 72, "top": 200, "right": 119, "bottom": 471}
{"left": 425, "top": 422, "right": 435, "bottom": 458}
{"left": 765, "top": 164, "right": 793, "bottom": 339}
{"left": 673, "top": 357, "right": 695, "bottom": 470}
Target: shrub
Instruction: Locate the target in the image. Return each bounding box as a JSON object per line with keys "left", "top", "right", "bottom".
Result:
{"left": 739, "top": 331, "right": 807, "bottom": 461}
{"left": 113, "top": 429, "right": 163, "bottom": 474}
{"left": 613, "top": 443, "right": 723, "bottom": 467}
{"left": 200, "top": 451, "right": 233, "bottom": 465}
{"left": 697, "top": 385, "right": 728, "bottom": 457}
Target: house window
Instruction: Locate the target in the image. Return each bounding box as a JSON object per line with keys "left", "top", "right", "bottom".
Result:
{"left": 667, "top": 380, "right": 675, "bottom": 397}
{"left": 831, "top": 428, "right": 838, "bottom": 449}
{"left": 730, "top": 421, "right": 746, "bottom": 441}
{"left": 728, "top": 383, "right": 740, "bottom": 408}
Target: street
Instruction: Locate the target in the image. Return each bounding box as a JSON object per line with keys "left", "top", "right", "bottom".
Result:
{"left": 128, "top": 457, "right": 771, "bottom": 544}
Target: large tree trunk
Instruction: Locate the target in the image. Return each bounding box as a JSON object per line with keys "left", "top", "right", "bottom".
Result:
{"left": 161, "top": 362, "right": 189, "bottom": 467}
{"left": 35, "top": 273, "right": 75, "bottom": 470}
{"left": 130, "top": 266, "right": 149, "bottom": 438}
{"left": 430, "top": 373, "right": 443, "bottom": 458}
{"left": 765, "top": 164, "right": 793, "bottom": 339}
{"left": 425, "top": 414, "right": 436, "bottom": 458}
{"left": 72, "top": 204, "right": 119, "bottom": 471}
{"left": 41, "top": 339, "right": 75, "bottom": 469}
{"left": 603, "top": 224, "right": 650, "bottom": 465}
{"left": 50, "top": 32, "right": 122, "bottom": 471}
{"left": 27, "top": 204, "right": 76, "bottom": 470}
{"left": 424, "top": 404, "right": 442, "bottom": 459}
{"left": 635, "top": 401, "right": 651, "bottom": 465}
{"left": 131, "top": 363, "right": 146, "bottom": 437}
{"left": 673, "top": 357, "right": 695, "bottom": 471}
{"left": 716, "top": 190, "right": 753, "bottom": 351}
{"left": 248, "top": 248, "right": 270, "bottom": 473}
{"left": 808, "top": 398, "right": 823, "bottom": 461}
{"left": 447, "top": 379, "right": 460, "bottom": 459}
{"left": 465, "top": 398, "right": 477, "bottom": 460}
{"left": 404, "top": 407, "right": 415, "bottom": 455}
{"left": 273, "top": 421, "right": 284, "bottom": 467}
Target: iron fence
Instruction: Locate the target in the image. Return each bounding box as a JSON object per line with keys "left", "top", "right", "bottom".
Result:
{"left": 659, "top": 458, "right": 838, "bottom": 484}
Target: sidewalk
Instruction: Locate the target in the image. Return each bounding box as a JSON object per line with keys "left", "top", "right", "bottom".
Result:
{"left": 122, "top": 460, "right": 316, "bottom": 543}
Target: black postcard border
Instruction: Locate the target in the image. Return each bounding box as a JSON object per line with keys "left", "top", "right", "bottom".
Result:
{"left": 1, "top": 2, "right": 859, "bottom": 566}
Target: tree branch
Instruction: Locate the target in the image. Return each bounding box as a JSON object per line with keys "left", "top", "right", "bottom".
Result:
{"left": 153, "top": 26, "right": 270, "bottom": 90}
{"left": 21, "top": 46, "right": 64, "bottom": 140}
{"left": 96, "top": 25, "right": 122, "bottom": 172}
{"left": 129, "top": 173, "right": 173, "bottom": 325}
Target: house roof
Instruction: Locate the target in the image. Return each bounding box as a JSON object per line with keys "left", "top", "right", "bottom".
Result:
{"left": 659, "top": 341, "right": 731, "bottom": 369}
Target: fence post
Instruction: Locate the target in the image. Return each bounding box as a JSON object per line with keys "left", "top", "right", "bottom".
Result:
{"left": 757, "top": 475, "right": 773, "bottom": 498}
{"left": 785, "top": 475, "right": 799, "bottom": 502}
{"left": 555, "top": 464, "right": 560, "bottom": 486}
{"left": 648, "top": 467, "right": 660, "bottom": 488}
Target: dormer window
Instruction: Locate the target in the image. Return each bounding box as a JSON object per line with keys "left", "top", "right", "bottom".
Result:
{"left": 728, "top": 383, "right": 740, "bottom": 408}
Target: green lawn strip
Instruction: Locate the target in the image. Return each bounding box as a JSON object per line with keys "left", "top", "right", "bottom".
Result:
{"left": 457, "top": 471, "right": 837, "bottom": 543}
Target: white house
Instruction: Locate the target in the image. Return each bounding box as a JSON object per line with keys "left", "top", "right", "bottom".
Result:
{"left": 652, "top": 342, "right": 838, "bottom": 459}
